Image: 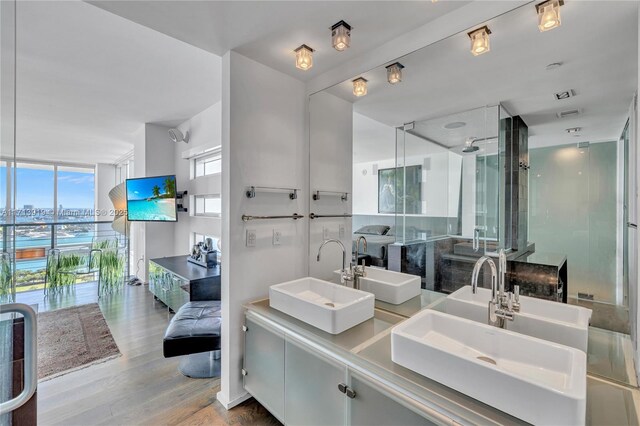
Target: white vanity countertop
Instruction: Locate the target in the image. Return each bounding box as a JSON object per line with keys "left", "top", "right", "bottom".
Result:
{"left": 246, "top": 296, "right": 639, "bottom": 426}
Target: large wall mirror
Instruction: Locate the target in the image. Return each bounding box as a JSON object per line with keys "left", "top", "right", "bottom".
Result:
{"left": 309, "top": 0, "right": 637, "bottom": 366}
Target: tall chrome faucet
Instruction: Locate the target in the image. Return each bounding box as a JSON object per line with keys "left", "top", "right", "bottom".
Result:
{"left": 471, "top": 249, "right": 520, "bottom": 328}
{"left": 352, "top": 236, "right": 368, "bottom": 289}
{"left": 317, "top": 239, "right": 353, "bottom": 285}
{"left": 354, "top": 236, "right": 367, "bottom": 262}
{"left": 471, "top": 255, "right": 497, "bottom": 296}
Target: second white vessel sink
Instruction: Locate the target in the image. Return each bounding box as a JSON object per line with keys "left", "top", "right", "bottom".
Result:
{"left": 269, "top": 277, "right": 374, "bottom": 334}
{"left": 333, "top": 267, "right": 421, "bottom": 304}
{"left": 391, "top": 310, "right": 587, "bottom": 425}
{"left": 445, "top": 286, "right": 592, "bottom": 352}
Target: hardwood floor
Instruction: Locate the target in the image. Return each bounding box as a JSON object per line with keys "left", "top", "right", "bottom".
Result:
{"left": 17, "top": 283, "right": 279, "bottom": 426}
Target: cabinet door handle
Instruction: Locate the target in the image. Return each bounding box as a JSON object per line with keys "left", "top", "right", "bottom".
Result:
{"left": 337, "top": 383, "right": 356, "bottom": 399}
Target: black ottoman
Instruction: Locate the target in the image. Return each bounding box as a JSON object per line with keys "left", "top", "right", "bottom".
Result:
{"left": 163, "top": 301, "right": 221, "bottom": 378}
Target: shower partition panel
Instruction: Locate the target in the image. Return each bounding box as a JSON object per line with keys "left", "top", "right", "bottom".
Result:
{"left": 529, "top": 142, "right": 619, "bottom": 305}
{"left": 391, "top": 106, "right": 500, "bottom": 293}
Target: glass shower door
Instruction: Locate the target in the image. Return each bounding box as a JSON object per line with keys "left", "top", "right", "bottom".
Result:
{"left": 392, "top": 106, "right": 497, "bottom": 294}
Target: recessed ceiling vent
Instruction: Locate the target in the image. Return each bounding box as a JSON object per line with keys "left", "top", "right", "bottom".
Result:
{"left": 554, "top": 89, "right": 575, "bottom": 100}
{"left": 556, "top": 109, "right": 581, "bottom": 119}
{"left": 444, "top": 121, "right": 466, "bottom": 129}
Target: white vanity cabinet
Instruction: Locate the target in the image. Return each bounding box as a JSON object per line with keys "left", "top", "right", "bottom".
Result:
{"left": 284, "top": 337, "right": 346, "bottom": 425}
{"left": 348, "top": 371, "right": 437, "bottom": 426}
{"left": 243, "top": 316, "right": 285, "bottom": 422}
{"left": 243, "top": 312, "right": 437, "bottom": 425}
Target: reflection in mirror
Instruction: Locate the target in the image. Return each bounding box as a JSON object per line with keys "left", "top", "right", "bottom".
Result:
{"left": 309, "top": 1, "right": 638, "bottom": 382}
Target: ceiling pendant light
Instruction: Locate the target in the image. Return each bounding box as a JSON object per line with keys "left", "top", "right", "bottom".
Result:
{"left": 331, "top": 20, "right": 351, "bottom": 51}
{"left": 294, "top": 44, "right": 314, "bottom": 71}
{"left": 467, "top": 26, "right": 491, "bottom": 56}
{"left": 385, "top": 62, "right": 404, "bottom": 84}
{"left": 536, "top": 0, "right": 563, "bottom": 32}
{"left": 352, "top": 77, "right": 368, "bottom": 97}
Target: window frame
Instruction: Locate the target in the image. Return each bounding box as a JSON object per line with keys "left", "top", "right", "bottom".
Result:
{"left": 192, "top": 151, "right": 222, "bottom": 179}
{"left": 193, "top": 194, "right": 221, "bottom": 217}
{"left": 6, "top": 157, "right": 96, "bottom": 223}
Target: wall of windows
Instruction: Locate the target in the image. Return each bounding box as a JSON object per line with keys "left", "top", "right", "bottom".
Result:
{"left": 0, "top": 159, "right": 98, "bottom": 292}
{"left": 1, "top": 159, "right": 95, "bottom": 223}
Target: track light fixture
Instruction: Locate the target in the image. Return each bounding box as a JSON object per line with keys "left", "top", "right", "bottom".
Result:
{"left": 294, "top": 44, "right": 314, "bottom": 70}
{"left": 352, "top": 77, "right": 368, "bottom": 97}
{"left": 331, "top": 20, "right": 351, "bottom": 51}
{"left": 386, "top": 63, "right": 404, "bottom": 84}
{"left": 468, "top": 26, "right": 491, "bottom": 56}
{"left": 536, "top": 0, "right": 563, "bottom": 32}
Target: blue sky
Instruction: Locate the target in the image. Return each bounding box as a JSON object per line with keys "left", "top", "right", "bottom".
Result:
{"left": 0, "top": 165, "right": 95, "bottom": 209}
{"left": 126, "top": 175, "right": 175, "bottom": 201}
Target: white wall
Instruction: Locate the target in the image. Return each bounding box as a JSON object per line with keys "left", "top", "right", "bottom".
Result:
{"left": 309, "top": 91, "right": 353, "bottom": 281}
{"left": 140, "top": 123, "right": 178, "bottom": 278}
{"left": 95, "top": 163, "right": 117, "bottom": 220}
{"left": 219, "top": 51, "right": 307, "bottom": 409}
{"left": 174, "top": 102, "right": 222, "bottom": 253}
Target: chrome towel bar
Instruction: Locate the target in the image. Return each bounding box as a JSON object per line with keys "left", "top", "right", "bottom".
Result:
{"left": 242, "top": 213, "right": 305, "bottom": 222}
{"left": 309, "top": 213, "right": 352, "bottom": 219}
{"left": 312, "top": 190, "right": 349, "bottom": 201}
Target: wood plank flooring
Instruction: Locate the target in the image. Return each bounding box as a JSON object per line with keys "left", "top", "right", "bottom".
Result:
{"left": 16, "top": 283, "right": 279, "bottom": 426}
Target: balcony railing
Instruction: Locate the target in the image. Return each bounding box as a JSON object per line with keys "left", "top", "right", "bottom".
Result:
{"left": 0, "top": 221, "right": 129, "bottom": 294}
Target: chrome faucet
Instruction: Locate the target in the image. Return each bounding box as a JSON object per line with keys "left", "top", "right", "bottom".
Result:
{"left": 354, "top": 236, "right": 367, "bottom": 262}
{"left": 471, "top": 249, "right": 520, "bottom": 328}
{"left": 352, "top": 236, "right": 368, "bottom": 290}
{"left": 317, "top": 239, "right": 353, "bottom": 285}
{"left": 471, "top": 255, "right": 497, "bottom": 296}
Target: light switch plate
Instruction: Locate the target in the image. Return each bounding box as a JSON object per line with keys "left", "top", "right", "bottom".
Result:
{"left": 323, "top": 226, "right": 330, "bottom": 240}
{"left": 339, "top": 225, "right": 345, "bottom": 239}
{"left": 246, "top": 229, "right": 256, "bottom": 247}
{"left": 272, "top": 229, "right": 282, "bottom": 246}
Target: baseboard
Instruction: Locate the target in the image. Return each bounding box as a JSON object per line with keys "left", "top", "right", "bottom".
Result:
{"left": 216, "top": 390, "right": 251, "bottom": 410}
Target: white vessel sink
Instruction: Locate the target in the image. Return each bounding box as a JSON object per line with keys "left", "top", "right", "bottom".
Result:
{"left": 333, "top": 267, "right": 421, "bottom": 304}
{"left": 445, "top": 286, "right": 592, "bottom": 352}
{"left": 269, "top": 277, "right": 374, "bottom": 334}
{"left": 391, "top": 310, "right": 586, "bottom": 425}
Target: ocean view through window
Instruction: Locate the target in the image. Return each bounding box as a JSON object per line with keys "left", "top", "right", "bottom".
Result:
{"left": 0, "top": 161, "right": 100, "bottom": 291}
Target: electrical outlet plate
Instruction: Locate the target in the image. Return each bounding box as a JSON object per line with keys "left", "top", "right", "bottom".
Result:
{"left": 246, "top": 229, "right": 257, "bottom": 247}
{"left": 272, "top": 229, "right": 282, "bottom": 246}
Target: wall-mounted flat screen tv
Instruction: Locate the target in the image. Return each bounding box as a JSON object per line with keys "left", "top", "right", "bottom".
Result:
{"left": 126, "top": 175, "right": 178, "bottom": 222}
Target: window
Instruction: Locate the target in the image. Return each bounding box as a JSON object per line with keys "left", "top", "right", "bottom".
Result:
{"left": 194, "top": 195, "right": 221, "bottom": 217}
{"left": 57, "top": 165, "right": 95, "bottom": 221}
{"left": 194, "top": 153, "right": 221, "bottom": 178}
{"left": 16, "top": 162, "right": 55, "bottom": 223}
{"left": 193, "top": 232, "right": 219, "bottom": 249}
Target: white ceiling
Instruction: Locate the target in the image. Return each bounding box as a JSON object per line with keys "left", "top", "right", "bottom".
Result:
{"left": 337, "top": 1, "right": 638, "bottom": 150}
{"left": 16, "top": 1, "right": 221, "bottom": 164}
{"left": 88, "top": 0, "right": 471, "bottom": 82}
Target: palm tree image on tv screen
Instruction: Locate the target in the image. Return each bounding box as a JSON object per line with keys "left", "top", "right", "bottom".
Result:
{"left": 126, "top": 175, "right": 177, "bottom": 222}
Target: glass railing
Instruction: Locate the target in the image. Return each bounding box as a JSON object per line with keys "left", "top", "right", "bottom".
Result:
{"left": 0, "top": 221, "right": 129, "bottom": 296}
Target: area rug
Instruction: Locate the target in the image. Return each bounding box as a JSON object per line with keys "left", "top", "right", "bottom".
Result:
{"left": 37, "top": 303, "right": 120, "bottom": 381}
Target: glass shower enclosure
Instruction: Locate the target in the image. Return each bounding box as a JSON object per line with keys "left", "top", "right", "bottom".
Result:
{"left": 391, "top": 105, "right": 504, "bottom": 294}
